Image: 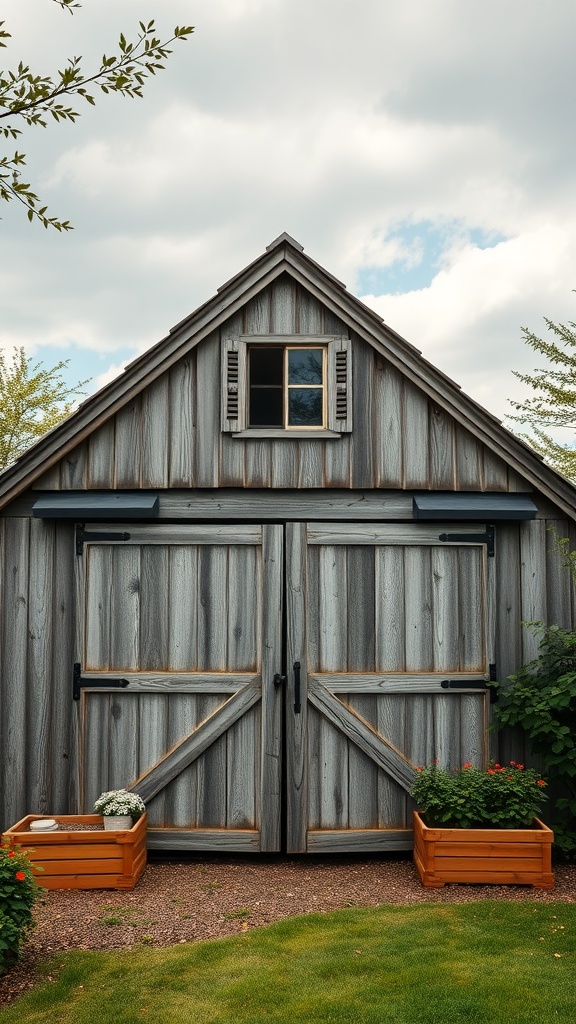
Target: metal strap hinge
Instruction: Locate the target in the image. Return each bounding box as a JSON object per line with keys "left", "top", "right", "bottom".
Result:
{"left": 438, "top": 525, "right": 495, "bottom": 556}
{"left": 76, "top": 526, "right": 131, "bottom": 555}
{"left": 73, "top": 663, "right": 130, "bottom": 701}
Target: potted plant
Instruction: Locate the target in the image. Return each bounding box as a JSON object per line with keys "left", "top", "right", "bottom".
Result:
{"left": 94, "top": 789, "right": 146, "bottom": 831}
{"left": 411, "top": 760, "right": 554, "bottom": 889}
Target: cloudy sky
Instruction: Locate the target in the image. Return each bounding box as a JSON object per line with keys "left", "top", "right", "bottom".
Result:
{"left": 2, "top": 0, "right": 576, "bottom": 433}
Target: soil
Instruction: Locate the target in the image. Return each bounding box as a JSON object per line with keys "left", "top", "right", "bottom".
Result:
{"left": 2, "top": 852, "right": 575, "bottom": 1006}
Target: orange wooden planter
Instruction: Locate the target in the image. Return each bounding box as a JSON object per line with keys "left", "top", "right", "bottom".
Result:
{"left": 2, "top": 813, "right": 147, "bottom": 890}
{"left": 413, "top": 810, "right": 554, "bottom": 889}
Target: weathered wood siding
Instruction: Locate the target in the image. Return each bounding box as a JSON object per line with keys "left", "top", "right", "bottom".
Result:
{"left": 34, "top": 278, "right": 523, "bottom": 494}
{"left": 0, "top": 507, "right": 574, "bottom": 833}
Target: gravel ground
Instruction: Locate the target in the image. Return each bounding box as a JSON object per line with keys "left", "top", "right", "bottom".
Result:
{"left": 2, "top": 852, "right": 575, "bottom": 1006}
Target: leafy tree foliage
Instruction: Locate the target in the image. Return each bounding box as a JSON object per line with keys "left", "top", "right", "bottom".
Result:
{"left": 492, "top": 623, "right": 576, "bottom": 857}
{"left": 0, "top": 0, "right": 193, "bottom": 230}
{"left": 509, "top": 304, "right": 576, "bottom": 480}
{"left": 0, "top": 347, "right": 89, "bottom": 469}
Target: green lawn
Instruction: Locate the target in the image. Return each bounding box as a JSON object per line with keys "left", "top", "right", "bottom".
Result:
{"left": 1, "top": 901, "right": 574, "bottom": 1024}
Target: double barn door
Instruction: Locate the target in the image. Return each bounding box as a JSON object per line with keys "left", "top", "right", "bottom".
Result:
{"left": 77, "top": 522, "right": 492, "bottom": 852}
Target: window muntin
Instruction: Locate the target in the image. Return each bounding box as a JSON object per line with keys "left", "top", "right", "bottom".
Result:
{"left": 249, "top": 345, "right": 326, "bottom": 429}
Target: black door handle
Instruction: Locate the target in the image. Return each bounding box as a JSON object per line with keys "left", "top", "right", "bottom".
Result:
{"left": 273, "top": 673, "right": 286, "bottom": 688}
{"left": 294, "top": 661, "right": 301, "bottom": 714}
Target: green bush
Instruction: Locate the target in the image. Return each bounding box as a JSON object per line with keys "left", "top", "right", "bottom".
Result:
{"left": 411, "top": 760, "right": 547, "bottom": 829}
{"left": 0, "top": 842, "right": 42, "bottom": 974}
{"left": 492, "top": 623, "right": 576, "bottom": 856}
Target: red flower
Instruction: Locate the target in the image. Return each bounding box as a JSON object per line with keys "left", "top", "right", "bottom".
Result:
{"left": 510, "top": 760, "right": 516, "bottom": 766}
{"left": 487, "top": 768, "right": 495, "bottom": 775}
{"left": 462, "top": 762, "right": 472, "bottom": 769}
{"left": 506, "top": 775, "right": 513, "bottom": 780}
{"left": 416, "top": 766, "right": 423, "bottom": 772}
{"left": 15, "top": 870, "right": 25, "bottom": 881}
{"left": 538, "top": 779, "right": 546, "bottom": 787}
{"left": 494, "top": 763, "right": 501, "bottom": 769}
{"left": 516, "top": 764, "right": 524, "bottom": 770}
{"left": 8, "top": 851, "right": 15, "bottom": 858}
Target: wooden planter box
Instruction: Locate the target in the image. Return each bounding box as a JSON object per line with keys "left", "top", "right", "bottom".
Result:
{"left": 2, "top": 813, "right": 147, "bottom": 890}
{"left": 413, "top": 810, "right": 554, "bottom": 889}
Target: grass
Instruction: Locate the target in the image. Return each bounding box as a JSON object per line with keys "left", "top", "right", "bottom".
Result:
{"left": 1, "top": 901, "right": 575, "bottom": 1023}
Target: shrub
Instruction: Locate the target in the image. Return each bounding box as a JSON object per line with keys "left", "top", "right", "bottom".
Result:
{"left": 492, "top": 622, "right": 576, "bottom": 856}
{"left": 0, "top": 842, "right": 42, "bottom": 974}
{"left": 411, "top": 760, "right": 547, "bottom": 829}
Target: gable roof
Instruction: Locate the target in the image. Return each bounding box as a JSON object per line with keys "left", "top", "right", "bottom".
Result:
{"left": 1, "top": 232, "right": 576, "bottom": 519}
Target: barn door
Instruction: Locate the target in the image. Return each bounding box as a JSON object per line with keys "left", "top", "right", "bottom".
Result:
{"left": 285, "top": 522, "right": 493, "bottom": 853}
{"left": 76, "top": 524, "right": 283, "bottom": 852}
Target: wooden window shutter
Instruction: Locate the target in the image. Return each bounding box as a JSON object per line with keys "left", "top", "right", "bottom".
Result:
{"left": 327, "top": 336, "right": 352, "bottom": 432}
{"left": 221, "top": 338, "right": 247, "bottom": 431}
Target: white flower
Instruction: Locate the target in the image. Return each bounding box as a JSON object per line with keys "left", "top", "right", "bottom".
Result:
{"left": 94, "top": 789, "right": 145, "bottom": 816}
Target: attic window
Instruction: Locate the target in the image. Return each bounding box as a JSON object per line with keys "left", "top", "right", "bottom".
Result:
{"left": 221, "top": 335, "right": 352, "bottom": 436}
{"left": 249, "top": 346, "right": 325, "bottom": 428}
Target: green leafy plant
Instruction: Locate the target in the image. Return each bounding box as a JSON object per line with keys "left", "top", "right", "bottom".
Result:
{"left": 94, "top": 789, "right": 145, "bottom": 818}
{"left": 0, "top": 2, "right": 194, "bottom": 231}
{"left": 0, "top": 842, "right": 42, "bottom": 974}
{"left": 492, "top": 622, "right": 576, "bottom": 856}
{"left": 411, "top": 760, "right": 547, "bottom": 829}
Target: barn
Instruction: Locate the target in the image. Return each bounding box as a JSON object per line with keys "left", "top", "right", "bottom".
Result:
{"left": 0, "top": 232, "right": 575, "bottom": 854}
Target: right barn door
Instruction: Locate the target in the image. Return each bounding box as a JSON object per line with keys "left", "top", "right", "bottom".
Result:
{"left": 285, "top": 522, "right": 493, "bottom": 853}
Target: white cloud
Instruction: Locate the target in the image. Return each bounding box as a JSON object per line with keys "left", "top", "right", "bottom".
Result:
{"left": 2, "top": 0, "right": 576, "bottom": 432}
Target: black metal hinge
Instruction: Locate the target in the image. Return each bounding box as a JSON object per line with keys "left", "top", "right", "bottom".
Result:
{"left": 76, "top": 526, "right": 131, "bottom": 555}
{"left": 73, "top": 663, "right": 130, "bottom": 701}
{"left": 438, "top": 524, "right": 495, "bottom": 556}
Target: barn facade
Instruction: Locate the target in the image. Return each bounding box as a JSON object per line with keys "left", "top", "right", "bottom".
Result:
{"left": 1, "top": 233, "right": 575, "bottom": 853}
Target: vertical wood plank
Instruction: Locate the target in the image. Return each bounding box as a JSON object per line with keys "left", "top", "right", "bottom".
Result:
{"left": 168, "top": 546, "right": 198, "bottom": 670}
{"left": 50, "top": 523, "right": 75, "bottom": 812}
{"left": 404, "top": 547, "right": 433, "bottom": 670}
{"left": 227, "top": 545, "right": 258, "bottom": 671}
{"left": 375, "top": 546, "right": 406, "bottom": 670}
{"left": 285, "top": 522, "right": 308, "bottom": 852}
{"left": 520, "top": 519, "right": 548, "bottom": 659}
{"left": 483, "top": 448, "right": 509, "bottom": 491}
{"left": 318, "top": 544, "right": 348, "bottom": 827}
{"left": 198, "top": 545, "right": 228, "bottom": 670}
{"left": 88, "top": 420, "right": 116, "bottom": 488}
{"left": 110, "top": 547, "right": 141, "bottom": 671}
{"left": 140, "top": 546, "right": 170, "bottom": 670}
{"left": 61, "top": 443, "right": 88, "bottom": 489}
{"left": 227, "top": 706, "right": 257, "bottom": 828}
{"left": 431, "top": 547, "right": 459, "bottom": 671}
{"left": 82, "top": 694, "right": 110, "bottom": 810}
{"left": 27, "top": 520, "right": 55, "bottom": 813}
{"left": 458, "top": 547, "right": 485, "bottom": 672}
{"left": 495, "top": 525, "right": 522, "bottom": 681}
{"left": 260, "top": 524, "right": 283, "bottom": 851}
{"left": 377, "top": 695, "right": 408, "bottom": 826}
{"left": 375, "top": 360, "right": 403, "bottom": 488}
{"left": 195, "top": 330, "right": 220, "bottom": 487}
{"left": 114, "top": 399, "right": 141, "bottom": 487}
{"left": 85, "top": 546, "right": 113, "bottom": 670}
{"left": 168, "top": 355, "right": 196, "bottom": 487}
{"left": 455, "top": 426, "right": 483, "bottom": 490}
{"left": 429, "top": 405, "right": 455, "bottom": 488}
{"left": 195, "top": 695, "right": 227, "bottom": 827}
{"left": 141, "top": 374, "right": 170, "bottom": 487}
{"left": 403, "top": 382, "right": 429, "bottom": 487}
{"left": 165, "top": 694, "right": 199, "bottom": 826}
{"left": 108, "top": 694, "right": 139, "bottom": 790}
{"left": 139, "top": 695, "right": 169, "bottom": 826}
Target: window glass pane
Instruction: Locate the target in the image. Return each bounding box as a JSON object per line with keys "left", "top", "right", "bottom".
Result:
{"left": 288, "top": 388, "right": 323, "bottom": 426}
{"left": 249, "top": 388, "right": 283, "bottom": 427}
{"left": 288, "top": 348, "right": 323, "bottom": 385}
{"left": 250, "top": 347, "right": 283, "bottom": 386}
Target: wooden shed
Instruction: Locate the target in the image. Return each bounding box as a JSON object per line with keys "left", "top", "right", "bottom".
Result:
{"left": 1, "top": 232, "right": 575, "bottom": 854}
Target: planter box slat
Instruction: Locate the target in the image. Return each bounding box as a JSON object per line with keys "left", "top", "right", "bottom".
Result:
{"left": 413, "top": 811, "right": 554, "bottom": 889}
{"left": 2, "top": 813, "right": 147, "bottom": 890}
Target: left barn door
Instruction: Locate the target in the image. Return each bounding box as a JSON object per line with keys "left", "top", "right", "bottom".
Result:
{"left": 76, "top": 524, "right": 283, "bottom": 852}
